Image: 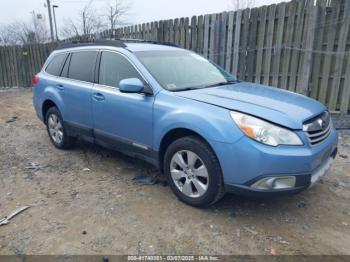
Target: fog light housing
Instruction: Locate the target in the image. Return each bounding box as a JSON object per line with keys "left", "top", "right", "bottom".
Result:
{"left": 251, "top": 176, "right": 296, "bottom": 190}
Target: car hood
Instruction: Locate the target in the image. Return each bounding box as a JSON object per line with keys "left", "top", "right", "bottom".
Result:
{"left": 174, "top": 82, "right": 326, "bottom": 130}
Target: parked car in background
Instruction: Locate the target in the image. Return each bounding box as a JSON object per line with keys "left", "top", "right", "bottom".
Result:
{"left": 32, "top": 40, "right": 338, "bottom": 207}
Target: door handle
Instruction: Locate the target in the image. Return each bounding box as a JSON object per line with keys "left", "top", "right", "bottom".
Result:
{"left": 93, "top": 93, "right": 105, "bottom": 101}
{"left": 56, "top": 84, "right": 64, "bottom": 91}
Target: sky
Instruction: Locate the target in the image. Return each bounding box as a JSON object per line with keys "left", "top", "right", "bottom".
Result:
{"left": 0, "top": 0, "right": 285, "bottom": 34}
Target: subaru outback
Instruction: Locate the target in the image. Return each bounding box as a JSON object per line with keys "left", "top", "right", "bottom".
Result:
{"left": 32, "top": 40, "right": 338, "bottom": 207}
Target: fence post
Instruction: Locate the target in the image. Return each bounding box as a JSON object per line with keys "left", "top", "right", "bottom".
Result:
{"left": 272, "top": 3, "right": 286, "bottom": 87}
{"left": 218, "top": 12, "right": 228, "bottom": 68}
{"left": 209, "top": 14, "right": 217, "bottom": 62}
{"left": 299, "top": 1, "right": 318, "bottom": 96}
{"left": 197, "top": 15, "right": 204, "bottom": 55}
{"left": 340, "top": 1, "right": 350, "bottom": 113}
{"left": 329, "top": 0, "right": 350, "bottom": 111}
{"left": 225, "top": 11, "right": 234, "bottom": 72}
{"left": 190, "top": 16, "right": 197, "bottom": 51}
{"left": 263, "top": 4, "right": 276, "bottom": 85}
{"left": 232, "top": 10, "right": 242, "bottom": 75}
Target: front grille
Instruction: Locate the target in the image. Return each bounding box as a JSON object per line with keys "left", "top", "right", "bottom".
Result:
{"left": 303, "top": 111, "right": 331, "bottom": 146}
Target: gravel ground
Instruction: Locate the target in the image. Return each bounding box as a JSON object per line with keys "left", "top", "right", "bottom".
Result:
{"left": 0, "top": 88, "right": 350, "bottom": 255}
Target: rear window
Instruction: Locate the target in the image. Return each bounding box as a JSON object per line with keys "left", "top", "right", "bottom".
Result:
{"left": 68, "top": 51, "right": 97, "bottom": 82}
{"left": 45, "top": 53, "right": 68, "bottom": 76}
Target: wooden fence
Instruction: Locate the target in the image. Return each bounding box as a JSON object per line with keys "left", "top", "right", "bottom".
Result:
{"left": 0, "top": 43, "right": 57, "bottom": 88}
{"left": 0, "top": 0, "right": 350, "bottom": 113}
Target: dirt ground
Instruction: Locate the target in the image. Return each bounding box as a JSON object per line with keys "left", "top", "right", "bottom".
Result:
{"left": 0, "top": 88, "right": 350, "bottom": 256}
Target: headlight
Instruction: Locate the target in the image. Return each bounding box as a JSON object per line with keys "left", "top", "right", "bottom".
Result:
{"left": 230, "top": 111, "right": 303, "bottom": 146}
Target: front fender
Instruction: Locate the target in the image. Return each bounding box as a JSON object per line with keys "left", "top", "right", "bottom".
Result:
{"left": 153, "top": 92, "right": 244, "bottom": 150}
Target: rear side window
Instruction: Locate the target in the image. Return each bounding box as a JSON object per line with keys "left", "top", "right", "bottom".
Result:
{"left": 99, "top": 51, "right": 141, "bottom": 88}
{"left": 45, "top": 53, "right": 68, "bottom": 76}
{"left": 68, "top": 51, "right": 97, "bottom": 82}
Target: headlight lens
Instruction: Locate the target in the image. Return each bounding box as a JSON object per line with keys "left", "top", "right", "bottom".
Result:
{"left": 230, "top": 111, "right": 303, "bottom": 146}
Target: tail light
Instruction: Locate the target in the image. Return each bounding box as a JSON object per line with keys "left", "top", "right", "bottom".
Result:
{"left": 32, "top": 74, "right": 39, "bottom": 86}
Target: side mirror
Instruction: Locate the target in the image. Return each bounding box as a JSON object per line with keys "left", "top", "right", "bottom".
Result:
{"left": 119, "top": 78, "right": 144, "bottom": 93}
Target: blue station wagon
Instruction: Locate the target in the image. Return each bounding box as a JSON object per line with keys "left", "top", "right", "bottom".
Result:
{"left": 32, "top": 40, "right": 338, "bottom": 207}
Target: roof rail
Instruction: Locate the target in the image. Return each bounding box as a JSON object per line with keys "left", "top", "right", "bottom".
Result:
{"left": 117, "top": 38, "right": 179, "bottom": 47}
{"left": 56, "top": 39, "right": 126, "bottom": 50}
{"left": 56, "top": 38, "right": 179, "bottom": 51}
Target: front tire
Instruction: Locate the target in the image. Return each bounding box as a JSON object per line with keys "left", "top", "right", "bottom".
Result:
{"left": 164, "top": 136, "right": 225, "bottom": 207}
{"left": 45, "top": 107, "right": 74, "bottom": 149}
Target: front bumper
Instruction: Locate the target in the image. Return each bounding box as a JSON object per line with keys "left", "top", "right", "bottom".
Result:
{"left": 209, "top": 127, "right": 338, "bottom": 197}
{"left": 224, "top": 147, "right": 337, "bottom": 197}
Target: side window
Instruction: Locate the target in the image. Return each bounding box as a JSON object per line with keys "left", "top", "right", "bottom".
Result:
{"left": 45, "top": 53, "right": 68, "bottom": 76}
{"left": 99, "top": 51, "right": 141, "bottom": 88}
{"left": 68, "top": 51, "right": 97, "bottom": 82}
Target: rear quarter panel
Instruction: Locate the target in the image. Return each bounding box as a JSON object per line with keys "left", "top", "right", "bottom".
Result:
{"left": 33, "top": 72, "right": 66, "bottom": 122}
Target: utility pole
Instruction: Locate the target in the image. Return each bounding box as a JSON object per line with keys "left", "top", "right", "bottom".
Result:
{"left": 83, "top": 11, "right": 86, "bottom": 35}
{"left": 52, "top": 5, "right": 59, "bottom": 41}
{"left": 46, "top": 0, "right": 55, "bottom": 42}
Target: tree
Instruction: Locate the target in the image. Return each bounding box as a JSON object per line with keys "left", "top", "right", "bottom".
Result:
{"left": 105, "top": 0, "right": 131, "bottom": 31}
{"left": 60, "top": 0, "right": 132, "bottom": 38}
{"left": 0, "top": 13, "right": 49, "bottom": 45}
{"left": 227, "top": 0, "right": 255, "bottom": 11}
{"left": 60, "top": 1, "right": 105, "bottom": 38}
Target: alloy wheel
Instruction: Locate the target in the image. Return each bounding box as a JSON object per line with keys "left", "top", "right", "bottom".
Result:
{"left": 170, "top": 150, "right": 209, "bottom": 198}
{"left": 48, "top": 114, "right": 63, "bottom": 144}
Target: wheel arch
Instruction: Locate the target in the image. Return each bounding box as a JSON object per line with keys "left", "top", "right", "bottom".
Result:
{"left": 158, "top": 128, "right": 216, "bottom": 172}
{"left": 42, "top": 99, "right": 58, "bottom": 123}
{"left": 40, "top": 87, "right": 65, "bottom": 123}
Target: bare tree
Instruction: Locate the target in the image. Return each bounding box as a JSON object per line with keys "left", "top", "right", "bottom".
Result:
{"left": 227, "top": 0, "right": 255, "bottom": 11}
{"left": 60, "top": 18, "right": 80, "bottom": 38}
{"left": 60, "top": 1, "right": 105, "bottom": 38}
{"left": 105, "top": 0, "right": 131, "bottom": 31}
{"left": 0, "top": 13, "right": 49, "bottom": 45}
{"left": 0, "top": 25, "right": 15, "bottom": 45}
{"left": 29, "top": 12, "right": 50, "bottom": 43}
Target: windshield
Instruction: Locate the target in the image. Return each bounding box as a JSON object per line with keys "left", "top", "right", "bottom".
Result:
{"left": 135, "top": 50, "right": 237, "bottom": 91}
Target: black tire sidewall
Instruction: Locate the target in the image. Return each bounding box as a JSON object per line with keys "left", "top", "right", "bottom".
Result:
{"left": 164, "top": 136, "right": 224, "bottom": 207}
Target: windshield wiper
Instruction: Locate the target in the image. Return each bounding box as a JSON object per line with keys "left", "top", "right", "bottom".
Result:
{"left": 172, "top": 87, "right": 199, "bottom": 92}
{"left": 173, "top": 80, "right": 239, "bottom": 92}
{"left": 203, "top": 80, "right": 239, "bottom": 88}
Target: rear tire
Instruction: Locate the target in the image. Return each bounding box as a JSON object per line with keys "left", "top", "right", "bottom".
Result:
{"left": 164, "top": 136, "right": 225, "bottom": 207}
{"left": 45, "top": 107, "right": 74, "bottom": 149}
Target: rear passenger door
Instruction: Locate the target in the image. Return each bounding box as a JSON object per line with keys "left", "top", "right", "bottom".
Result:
{"left": 59, "top": 51, "right": 98, "bottom": 136}
{"left": 92, "top": 51, "right": 154, "bottom": 161}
